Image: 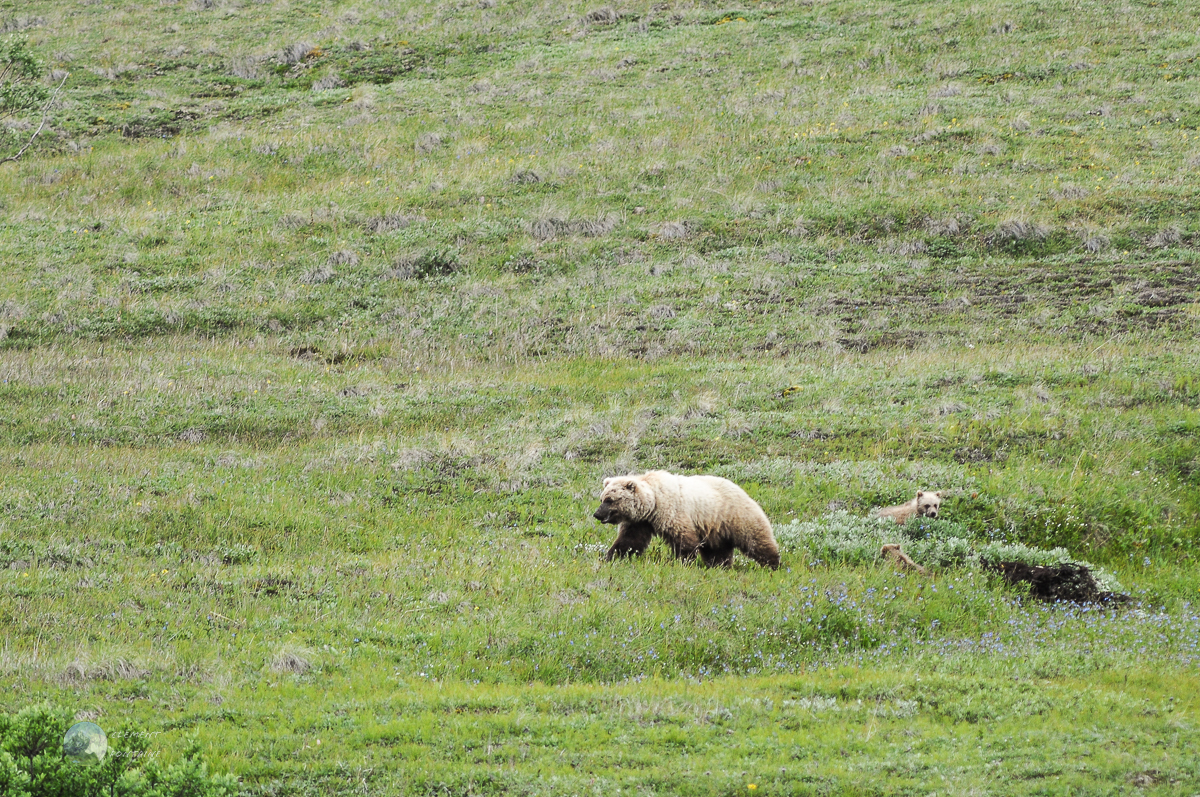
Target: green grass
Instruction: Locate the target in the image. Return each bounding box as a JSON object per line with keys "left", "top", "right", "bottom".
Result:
{"left": 2, "top": 0, "right": 1199, "bottom": 793}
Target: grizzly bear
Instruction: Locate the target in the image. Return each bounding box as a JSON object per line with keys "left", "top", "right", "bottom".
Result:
{"left": 592, "top": 470, "right": 780, "bottom": 569}
{"left": 875, "top": 490, "right": 943, "bottom": 525}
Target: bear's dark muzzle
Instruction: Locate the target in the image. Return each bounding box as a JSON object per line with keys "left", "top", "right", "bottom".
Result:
{"left": 593, "top": 505, "right": 617, "bottom": 523}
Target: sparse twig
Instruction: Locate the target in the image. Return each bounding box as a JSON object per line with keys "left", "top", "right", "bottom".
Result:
{"left": 0, "top": 70, "right": 68, "bottom": 165}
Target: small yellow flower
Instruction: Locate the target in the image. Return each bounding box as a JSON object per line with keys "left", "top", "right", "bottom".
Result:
{"left": 748, "top": 786, "right": 757, "bottom": 791}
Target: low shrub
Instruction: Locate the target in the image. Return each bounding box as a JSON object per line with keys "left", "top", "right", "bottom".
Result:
{"left": 775, "top": 511, "right": 1123, "bottom": 592}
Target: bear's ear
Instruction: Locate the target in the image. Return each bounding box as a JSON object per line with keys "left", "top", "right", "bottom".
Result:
{"left": 916, "top": 490, "right": 924, "bottom": 499}
{"left": 935, "top": 491, "right": 943, "bottom": 498}
{"left": 603, "top": 477, "right": 612, "bottom": 486}
{"left": 628, "top": 481, "right": 638, "bottom": 492}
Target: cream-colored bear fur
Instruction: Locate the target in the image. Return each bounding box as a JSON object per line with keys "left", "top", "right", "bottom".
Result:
{"left": 875, "top": 490, "right": 943, "bottom": 525}
{"left": 592, "top": 470, "right": 780, "bottom": 569}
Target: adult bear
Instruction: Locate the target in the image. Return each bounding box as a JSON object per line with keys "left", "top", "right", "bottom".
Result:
{"left": 592, "top": 470, "right": 780, "bottom": 569}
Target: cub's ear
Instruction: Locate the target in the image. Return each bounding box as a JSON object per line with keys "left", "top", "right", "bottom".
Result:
{"left": 935, "top": 491, "right": 943, "bottom": 498}
{"left": 916, "top": 490, "right": 924, "bottom": 499}
{"left": 628, "top": 481, "right": 638, "bottom": 492}
{"left": 603, "top": 476, "right": 613, "bottom": 486}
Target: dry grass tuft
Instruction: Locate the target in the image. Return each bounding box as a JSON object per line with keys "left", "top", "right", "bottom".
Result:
{"left": 0, "top": 299, "right": 26, "bottom": 320}
{"left": 1082, "top": 234, "right": 1109, "bottom": 254}
{"left": 510, "top": 169, "right": 542, "bottom": 184}
{"left": 415, "top": 132, "right": 445, "bottom": 154}
{"left": 989, "top": 219, "right": 1050, "bottom": 246}
{"left": 178, "top": 428, "right": 206, "bottom": 444}
{"left": 301, "top": 264, "right": 336, "bottom": 284}
{"left": 583, "top": 7, "right": 618, "bottom": 25}
{"left": 1051, "top": 184, "right": 1089, "bottom": 201}
{"left": 279, "top": 41, "right": 317, "bottom": 65}
{"left": 63, "top": 657, "right": 150, "bottom": 684}
{"left": 925, "top": 217, "right": 962, "bottom": 236}
{"left": 937, "top": 400, "right": 971, "bottom": 416}
{"left": 1148, "top": 226, "right": 1182, "bottom": 248}
{"left": 363, "top": 213, "right": 415, "bottom": 234}
{"left": 328, "top": 250, "right": 359, "bottom": 267}
{"left": 270, "top": 648, "right": 312, "bottom": 675}
{"left": 1, "top": 16, "right": 46, "bottom": 32}
{"left": 526, "top": 213, "right": 618, "bottom": 240}
{"left": 228, "top": 55, "right": 263, "bottom": 80}
{"left": 386, "top": 250, "right": 459, "bottom": 279}
{"left": 575, "top": 213, "right": 620, "bottom": 237}
{"left": 277, "top": 214, "right": 308, "bottom": 230}
{"left": 312, "top": 73, "right": 346, "bottom": 91}
{"left": 647, "top": 304, "right": 676, "bottom": 319}
{"left": 652, "top": 221, "right": 689, "bottom": 240}
{"left": 528, "top": 216, "right": 566, "bottom": 241}
{"left": 881, "top": 239, "right": 928, "bottom": 256}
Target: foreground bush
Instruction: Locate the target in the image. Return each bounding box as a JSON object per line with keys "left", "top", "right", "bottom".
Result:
{"left": 0, "top": 703, "right": 238, "bottom": 797}
{"left": 775, "top": 511, "right": 1124, "bottom": 593}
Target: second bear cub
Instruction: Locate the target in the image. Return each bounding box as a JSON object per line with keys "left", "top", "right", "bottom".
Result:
{"left": 876, "top": 490, "right": 943, "bottom": 525}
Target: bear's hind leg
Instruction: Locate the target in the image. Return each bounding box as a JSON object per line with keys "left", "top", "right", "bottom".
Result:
{"left": 604, "top": 522, "right": 654, "bottom": 560}
{"left": 700, "top": 542, "right": 735, "bottom": 568}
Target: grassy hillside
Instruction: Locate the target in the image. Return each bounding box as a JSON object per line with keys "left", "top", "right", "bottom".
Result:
{"left": 2, "top": 0, "right": 1199, "bottom": 793}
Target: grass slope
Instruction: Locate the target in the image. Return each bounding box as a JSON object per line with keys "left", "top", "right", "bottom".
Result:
{"left": 1, "top": 0, "right": 1199, "bottom": 793}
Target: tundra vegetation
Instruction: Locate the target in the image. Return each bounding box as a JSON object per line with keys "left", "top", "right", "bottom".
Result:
{"left": 1, "top": 0, "right": 1199, "bottom": 793}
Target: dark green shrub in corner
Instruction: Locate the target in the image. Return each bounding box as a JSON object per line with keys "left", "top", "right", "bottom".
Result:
{"left": 0, "top": 36, "right": 49, "bottom": 118}
{"left": 0, "top": 703, "right": 239, "bottom": 797}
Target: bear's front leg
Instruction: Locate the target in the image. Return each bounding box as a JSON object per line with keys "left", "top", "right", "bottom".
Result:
{"left": 666, "top": 528, "right": 705, "bottom": 564}
{"left": 604, "top": 521, "right": 654, "bottom": 560}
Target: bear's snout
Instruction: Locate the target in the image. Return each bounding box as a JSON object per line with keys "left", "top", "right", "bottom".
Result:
{"left": 593, "top": 504, "right": 613, "bottom": 523}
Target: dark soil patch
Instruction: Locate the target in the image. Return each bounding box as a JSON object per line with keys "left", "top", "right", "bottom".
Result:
{"left": 289, "top": 345, "right": 322, "bottom": 359}
{"left": 953, "top": 446, "right": 1007, "bottom": 463}
{"left": 982, "top": 560, "right": 1130, "bottom": 603}
{"left": 823, "top": 260, "right": 1198, "bottom": 326}
{"left": 790, "top": 429, "right": 836, "bottom": 440}
{"left": 120, "top": 109, "right": 202, "bottom": 139}
{"left": 836, "top": 331, "right": 924, "bottom": 353}
{"left": 250, "top": 576, "right": 296, "bottom": 596}
{"left": 959, "top": 261, "right": 1198, "bottom": 314}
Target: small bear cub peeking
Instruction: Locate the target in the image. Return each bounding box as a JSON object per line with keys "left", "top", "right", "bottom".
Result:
{"left": 593, "top": 470, "right": 780, "bottom": 569}
{"left": 875, "top": 490, "right": 943, "bottom": 525}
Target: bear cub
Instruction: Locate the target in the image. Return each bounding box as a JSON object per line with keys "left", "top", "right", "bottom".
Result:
{"left": 593, "top": 470, "right": 780, "bottom": 569}
{"left": 875, "top": 490, "right": 943, "bottom": 525}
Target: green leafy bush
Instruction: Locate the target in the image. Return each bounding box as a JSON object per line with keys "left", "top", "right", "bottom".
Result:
{"left": 0, "top": 703, "right": 239, "bottom": 797}
{"left": 0, "top": 37, "right": 48, "bottom": 120}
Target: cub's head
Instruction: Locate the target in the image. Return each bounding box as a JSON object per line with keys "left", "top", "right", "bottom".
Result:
{"left": 593, "top": 476, "right": 655, "bottom": 524}
{"left": 915, "top": 490, "right": 943, "bottom": 519}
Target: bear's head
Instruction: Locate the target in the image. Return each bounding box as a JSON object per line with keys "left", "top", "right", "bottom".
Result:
{"left": 593, "top": 475, "right": 655, "bottom": 524}
{"left": 915, "top": 490, "right": 943, "bottom": 519}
